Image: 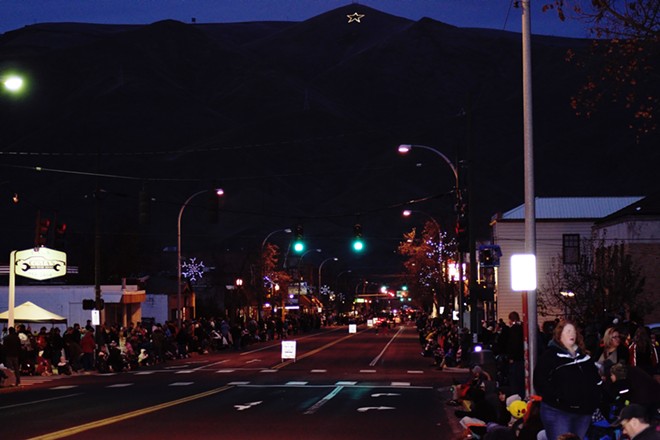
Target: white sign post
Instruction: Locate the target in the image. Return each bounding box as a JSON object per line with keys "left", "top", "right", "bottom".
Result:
{"left": 281, "top": 340, "right": 297, "bottom": 362}
{"left": 7, "top": 247, "right": 67, "bottom": 328}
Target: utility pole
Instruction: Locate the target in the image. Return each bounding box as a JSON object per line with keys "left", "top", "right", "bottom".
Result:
{"left": 521, "top": 0, "right": 538, "bottom": 397}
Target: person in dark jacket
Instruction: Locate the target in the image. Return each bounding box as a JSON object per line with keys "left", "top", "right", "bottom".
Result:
{"left": 2, "top": 327, "right": 22, "bottom": 386}
{"left": 505, "top": 311, "right": 525, "bottom": 398}
{"left": 608, "top": 362, "right": 660, "bottom": 416}
{"left": 534, "top": 319, "right": 602, "bottom": 440}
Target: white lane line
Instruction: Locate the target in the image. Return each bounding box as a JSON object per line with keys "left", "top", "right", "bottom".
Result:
{"left": 50, "top": 385, "right": 78, "bottom": 390}
{"left": 106, "top": 383, "right": 134, "bottom": 388}
{"left": 304, "top": 386, "right": 344, "bottom": 415}
{"left": 175, "top": 370, "right": 194, "bottom": 374}
{"left": 217, "top": 369, "right": 236, "bottom": 373}
{"left": 360, "top": 369, "right": 377, "bottom": 373}
{"left": 391, "top": 382, "right": 411, "bottom": 387}
{"left": 135, "top": 371, "right": 155, "bottom": 375}
{"left": 407, "top": 370, "right": 424, "bottom": 374}
{"left": 369, "top": 326, "right": 405, "bottom": 367}
{"left": 190, "top": 359, "right": 228, "bottom": 371}
{"left": 286, "top": 381, "right": 308, "bottom": 386}
{"left": 228, "top": 381, "right": 250, "bottom": 385}
{"left": 0, "top": 393, "right": 83, "bottom": 410}
{"left": 310, "top": 369, "right": 327, "bottom": 373}
{"left": 336, "top": 381, "right": 357, "bottom": 386}
{"left": 260, "top": 369, "right": 278, "bottom": 373}
{"left": 169, "top": 382, "right": 194, "bottom": 386}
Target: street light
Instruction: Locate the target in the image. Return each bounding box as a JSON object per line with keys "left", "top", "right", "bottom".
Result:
{"left": 177, "top": 187, "right": 224, "bottom": 327}
{"left": 1, "top": 74, "right": 24, "bottom": 93}
{"left": 560, "top": 290, "right": 575, "bottom": 317}
{"left": 402, "top": 209, "right": 442, "bottom": 239}
{"left": 261, "top": 228, "right": 292, "bottom": 251}
{"left": 318, "top": 257, "right": 338, "bottom": 302}
{"left": 397, "top": 144, "right": 465, "bottom": 326}
{"left": 260, "top": 228, "right": 292, "bottom": 319}
{"left": 297, "top": 248, "right": 321, "bottom": 312}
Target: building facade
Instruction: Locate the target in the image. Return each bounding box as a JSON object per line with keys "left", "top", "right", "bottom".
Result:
{"left": 491, "top": 196, "right": 645, "bottom": 325}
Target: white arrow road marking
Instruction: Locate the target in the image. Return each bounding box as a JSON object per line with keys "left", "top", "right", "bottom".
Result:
{"left": 234, "top": 401, "right": 263, "bottom": 411}
{"left": 371, "top": 393, "right": 400, "bottom": 397}
{"left": 357, "top": 406, "right": 395, "bottom": 412}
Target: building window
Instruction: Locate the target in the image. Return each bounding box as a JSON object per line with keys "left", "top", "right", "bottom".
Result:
{"left": 563, "top": 234, "right": 580, "bottom": 264}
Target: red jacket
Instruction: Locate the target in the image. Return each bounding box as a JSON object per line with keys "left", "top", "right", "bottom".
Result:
{"left": 80, "top": 332, "right": 96, "bottom": 354}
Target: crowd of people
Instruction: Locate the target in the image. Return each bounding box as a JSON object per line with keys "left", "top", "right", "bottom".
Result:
{"left": 0, "top": 312, "right": 326, "bottom": 386}
{"left": 418, "top": 312, "right": 660, "bottom": 440}
{"left": 2, "top": 310, "right": 659, "bottom": 439}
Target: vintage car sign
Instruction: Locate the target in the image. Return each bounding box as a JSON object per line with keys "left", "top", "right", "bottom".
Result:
{"left": 14, "top": 247, "right": 67, "bottom": 280}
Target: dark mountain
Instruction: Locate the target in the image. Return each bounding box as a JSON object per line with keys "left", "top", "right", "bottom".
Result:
{"left": 1, "top": 4, "right": 657, "bottom": 287}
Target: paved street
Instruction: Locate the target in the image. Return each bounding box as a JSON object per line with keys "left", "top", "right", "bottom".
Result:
{"left": 0, "top": 323, "right": 468, "bottom": 439}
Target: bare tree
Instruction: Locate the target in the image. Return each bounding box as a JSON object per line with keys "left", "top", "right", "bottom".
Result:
{"left": 538, "top": 239, "right": 647, "bottom": 325}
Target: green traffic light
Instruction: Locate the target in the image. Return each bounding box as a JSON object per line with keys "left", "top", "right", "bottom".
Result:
{"left": 352, "top": 239, "right": 364, "bottom": 252}
{"left": 294, "top": 241, "right": 305, "bottom": 253}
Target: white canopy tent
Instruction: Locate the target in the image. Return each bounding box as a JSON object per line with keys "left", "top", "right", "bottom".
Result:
{"left": 0, "top": 301, "right": 67, "bottom": 324}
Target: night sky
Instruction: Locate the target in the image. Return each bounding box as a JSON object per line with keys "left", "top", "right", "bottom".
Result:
{"left": 0, "top": 0, "right": 590, "bottom": 37}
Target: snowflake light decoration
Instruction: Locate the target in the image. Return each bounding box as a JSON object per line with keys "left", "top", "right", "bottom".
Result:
{"left": 182, "top": 257, "right": 205, "bottom": 282}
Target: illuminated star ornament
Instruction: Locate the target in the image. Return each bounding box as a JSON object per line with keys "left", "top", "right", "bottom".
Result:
{"left": 347, "top": 12, "right": 365, "bottom": 23}
{"left": 182, "top": 257, "right": 205, "bottom": 282}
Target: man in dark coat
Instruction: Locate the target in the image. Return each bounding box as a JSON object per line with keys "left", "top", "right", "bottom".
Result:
{"left": 506, "top": 311, "right": 525, "bottom": 398}
{"left": 2, "top": 327, "right": 22, "bottom": 386}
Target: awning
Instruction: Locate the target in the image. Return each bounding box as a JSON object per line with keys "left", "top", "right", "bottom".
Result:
{"left": 122, "top": 290, "right": 146, "bottom": 304}
{"left": 102, "top": 290, "right": 146, "bottom": 304}
{"left": 103, "top": 293, "right": 123, "bottom": 304}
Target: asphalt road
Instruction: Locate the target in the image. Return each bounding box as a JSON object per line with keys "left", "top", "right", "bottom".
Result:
{"left": 0, "top": 323, "right": 468, "bottom": 439}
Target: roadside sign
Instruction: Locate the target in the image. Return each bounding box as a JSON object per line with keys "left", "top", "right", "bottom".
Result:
{"left": 349, "top": 324, "right": 357, "bottom": 333}
{"left": 281, "top": 340, "right": 297, "bottom": 361}
{"left": 14, "top": 247, "right": 67, "bottom": 280}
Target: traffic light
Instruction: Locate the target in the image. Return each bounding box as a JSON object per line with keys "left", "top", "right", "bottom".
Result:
{"left": 352, "top": 223, "right": 364, "bottom": 252}
{"left": 54, "top": 223, "right": 67, "bottom": 249}
{"left": 293, "top": 224, "right": 305, "bottom": 253}
{"left": 479, "top": 245, "right": 501, "bottom": 268}
{"left": 35, "top": 217, "right": 51, "bottom": 247}
{"left": 82, "top": 299, "right": 95, "bottom": 310}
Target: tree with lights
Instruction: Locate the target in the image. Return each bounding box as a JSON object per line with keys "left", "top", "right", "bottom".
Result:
{"left": 543, "top": 0, "right": 659, "bottom": 136}
{"left": 397, "top": 221, "right": 452, "bottom": 314}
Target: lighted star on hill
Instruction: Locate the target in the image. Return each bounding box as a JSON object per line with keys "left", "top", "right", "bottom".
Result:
{"left": 347, "top": 12, "right": 365, "bottom": 23}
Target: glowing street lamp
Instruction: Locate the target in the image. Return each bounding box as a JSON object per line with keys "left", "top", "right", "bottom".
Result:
{"left": 318, "top": 257, "right": 338, "bottom": 301}
{"left": 177, "top": 188, "right": 224, "bottom": 327}
{"left": 2, "top": 74, "right": 24, "bottom": 93}
{"left": 398, "top": 143, "right": 465, "bottom": 326}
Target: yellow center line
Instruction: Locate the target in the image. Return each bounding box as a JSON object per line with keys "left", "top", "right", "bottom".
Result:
{"left": 27, "top": 385, "right": 234, "bottom": 440}
{"left": 272, "top": 329, "right": 366, "bottom": 369}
